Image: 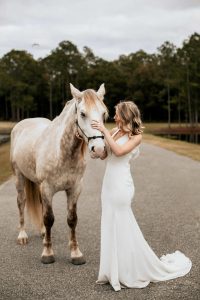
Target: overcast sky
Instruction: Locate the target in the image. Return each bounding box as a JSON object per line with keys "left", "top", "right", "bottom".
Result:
{"left": 0, "top": 0, "right": 200, "bottom": 60}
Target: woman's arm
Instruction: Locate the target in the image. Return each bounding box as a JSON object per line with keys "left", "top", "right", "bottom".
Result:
{"left": 103, "top": 127, "right": 142, "bottom": 156}
{"left": 100, "top": 127, "right": 117, "bottom": 160}
{"left": 91, "top": 121, "right": 142, "bottom": 157}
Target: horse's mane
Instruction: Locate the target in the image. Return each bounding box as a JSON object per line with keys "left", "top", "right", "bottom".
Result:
{"left": 52, "top": 99, "right": 76, "bottom": 124}
{"left": 83, "top": 90, "right": 108, "bottom": 116}
{"left": 83, "top": 90, "right": 97, "bottom": 110}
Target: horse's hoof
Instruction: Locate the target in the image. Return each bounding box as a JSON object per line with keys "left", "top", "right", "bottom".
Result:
{"left": 41, "top": 255, "right": 55, "bottom": 264}
{"left": 17, "top": 237, "right": 28, "bottom": 245}
{"left": 17, "top": 230, "right": 28, "bottom": 245}
{"left": 71, "top": 256, "right": 86, "bottom": 265}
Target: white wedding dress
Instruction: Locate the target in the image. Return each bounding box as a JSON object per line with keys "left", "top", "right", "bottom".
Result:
{"left": 96, "top": 129, "right": 192, "bottom": 291}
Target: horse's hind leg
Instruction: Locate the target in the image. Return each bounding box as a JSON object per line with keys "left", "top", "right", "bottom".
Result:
{"left": 40, "top": 182, "right": 55, "bottom": 264}
{"left": 66, "top": 186, "right": 86, "bottom": 265}
{"left": 15, "top": 171, "right": 28, "bottom": 245}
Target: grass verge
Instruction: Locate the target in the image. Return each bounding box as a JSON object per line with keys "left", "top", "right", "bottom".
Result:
{"left": 142, "top": 133, "right": 200, "bottom": 161}
{"left": 0, "top": 142, "right": 12, "bottom": 185}
{"left": 0, "top": 121, "right": 16, "bottom": 134}
{"left": 0, "top": 122, "right": 199, "bottom": 185}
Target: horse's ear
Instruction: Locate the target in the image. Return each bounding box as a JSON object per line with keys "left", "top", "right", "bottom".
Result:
{"left": 97, "top": 83, "right": 105, "bottom": 101}
{"left": 70, "top": 83, "right": 83, "bottom": 100}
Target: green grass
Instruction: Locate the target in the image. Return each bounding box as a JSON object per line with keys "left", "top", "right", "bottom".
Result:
{"left": 0, "top": 122, "right": 15, "bottom": 184}
{"left": 0, "top": 121, "right": 16, "bottom": 134}
{"left": 0, "top": 142, "right": 12, "bottom": 184}
{"left": 142, "top": 133, "right": 200, "bottom": 161}
{"left": 143, "top": 122, "right": 200, "bottom": 133}
{"left": 143, "top": 122, "right": 182, "bottom": 131}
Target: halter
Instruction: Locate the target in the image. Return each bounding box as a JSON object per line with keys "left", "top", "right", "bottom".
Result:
{"left": 75, "top": 104, "right": 104, "bottom": 142}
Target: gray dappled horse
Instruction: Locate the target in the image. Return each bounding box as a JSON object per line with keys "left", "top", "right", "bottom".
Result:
{"left": 10, "top": 84, "right": 108, "bottom": 264}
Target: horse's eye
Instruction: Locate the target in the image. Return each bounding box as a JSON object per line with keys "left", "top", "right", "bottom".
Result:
{"left": 80, "top": 112, "right": 86, "bottom": 118}
{"left": 103, "top": 112, "right": 106, "bottom": 122}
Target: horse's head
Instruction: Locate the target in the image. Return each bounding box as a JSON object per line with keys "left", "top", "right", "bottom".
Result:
{"left": 70, "top": 83, "right": 108, "bottom": 159}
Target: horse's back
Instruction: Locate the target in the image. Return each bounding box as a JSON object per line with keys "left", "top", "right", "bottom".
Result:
{"left": 11, "top": 118, "right": 51, "bottom": 146}
{"left": 12, "top": 117, "right": 50, "bottom": 133}
{"left": 10, "top": 118, "right": 51, "bottom": 178}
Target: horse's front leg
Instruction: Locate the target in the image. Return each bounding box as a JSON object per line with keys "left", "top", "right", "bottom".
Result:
{"left": 66, "top": 185, "right": 86, "bottom": 265}
{"left": 40, "top": 183, "right": 55, "bottom": 264}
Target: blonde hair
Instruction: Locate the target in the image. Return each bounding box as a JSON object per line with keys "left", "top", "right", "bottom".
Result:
{"left": 115, "top": 101, "right": 144, "bottom": 135}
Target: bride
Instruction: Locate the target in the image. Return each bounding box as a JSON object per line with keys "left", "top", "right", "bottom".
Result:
{"left": 91, "top": 101, "right": 192, "bottom": 292}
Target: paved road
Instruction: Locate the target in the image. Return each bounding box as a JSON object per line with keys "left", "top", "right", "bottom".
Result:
{"left": 0, "top": 143, "right": 199, "bottom": 300}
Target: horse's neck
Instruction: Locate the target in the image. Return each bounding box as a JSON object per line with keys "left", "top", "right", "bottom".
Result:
{"left": 54, "top": 100, "right": 84, "bottom": 161}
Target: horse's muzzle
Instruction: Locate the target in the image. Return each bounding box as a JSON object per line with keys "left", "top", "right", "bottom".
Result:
{"left": 90, "top": 146, "right": 106, "bottom": 159}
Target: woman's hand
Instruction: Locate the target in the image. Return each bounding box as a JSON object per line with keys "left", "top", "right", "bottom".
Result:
{"left": 91, "top": 120, "right": 106, "bottom": 133}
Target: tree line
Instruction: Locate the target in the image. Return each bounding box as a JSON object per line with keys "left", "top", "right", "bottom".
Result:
{"left": 0, "top": 32, "right": 200, "bottom": 126}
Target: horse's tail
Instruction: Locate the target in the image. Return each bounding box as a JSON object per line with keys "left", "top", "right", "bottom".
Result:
{"left": 24, "top": 178, "right": 43, "bottom": 230}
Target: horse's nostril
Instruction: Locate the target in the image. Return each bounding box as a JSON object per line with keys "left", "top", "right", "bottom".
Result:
{"left": 91, "top": 146, "right": 95, "bottom": 152}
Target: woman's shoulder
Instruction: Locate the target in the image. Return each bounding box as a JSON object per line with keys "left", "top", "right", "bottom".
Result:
{"left": 129, "top": 133, "right": 142, "bottom": 144}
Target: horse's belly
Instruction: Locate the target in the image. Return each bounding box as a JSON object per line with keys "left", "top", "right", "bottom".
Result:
{"left": 52, "top": 174, "right": 77, "bottom": 191}
{"left": 46, "top": 162, "right": 86, "bottom": 192}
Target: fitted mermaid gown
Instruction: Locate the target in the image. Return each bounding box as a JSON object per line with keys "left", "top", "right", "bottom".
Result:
{"left": 96, "top": 129, "right": 192, "bottom": 291}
